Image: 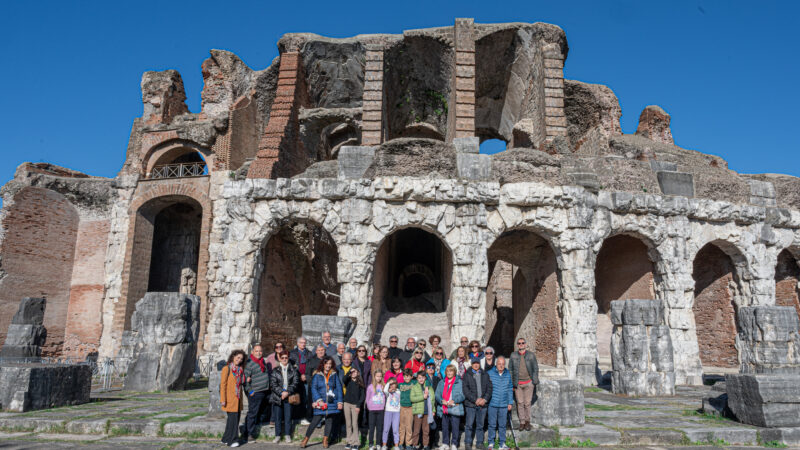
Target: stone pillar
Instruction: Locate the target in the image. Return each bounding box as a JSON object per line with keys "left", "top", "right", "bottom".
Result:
{"left": 542, "top": 43, "right": 567, "bottom": 143}
{"left": 448, "top": 18, "right": 476, "bottom": 141}
{"left": 656, "top": 223, "right": 703, "bottom": 385}
{"left": 610, "top": 299, "right": 676, "bottom": 396}
{"left": 736, "top": 305, "right": 800, "bottom": 374}
{"left": 362, "top": 45, "right": 384, "bottom": 146}
{"left": 248, "top": 51, "right": 303, "bottom": 178}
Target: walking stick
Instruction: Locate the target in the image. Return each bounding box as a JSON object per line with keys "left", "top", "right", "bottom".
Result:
{"left": 508, "top": 397, "right": 520, "bottom": 450}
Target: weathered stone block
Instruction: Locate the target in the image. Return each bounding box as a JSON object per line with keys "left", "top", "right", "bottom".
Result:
{"left": 726, "top": 373, "right": 800, "bottom": 427}
{"left": 124, "top": 293, "right": 200, "bottom": 392}
{"left": 453, "top": 136, "right": 479, "bottom": 154}
{"left": 456, "top": 153, "right": 492, "bottom": 180}
{"left": 649, "top": 160, "right": 677, "bottom": 172}
{"left": 11, "top": 297, "right": 46, "bottom": 325}
{"left": 1, "top": 298, "right": 48, "bottom": 358}
{"left": 656, "top": 171, "right": 694, "bottom": 197}
{"left": 0, "top": 363, "right": 91, "bottom": 412}
{"left": 736, "top": 306, "right": 800, "bottom": 375}
{"left": 337, "top": 146, "right": 375, "bottom": 179}
{"left": 301, "top": 315, "right": 356, "bottom": 348}
{"left": 531, "top": 379, "right": 585, "bottom": 426}
{"left": 610, "top": 300, "right": 675, "bottom": 396}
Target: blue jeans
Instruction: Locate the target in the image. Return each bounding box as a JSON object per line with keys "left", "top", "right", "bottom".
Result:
{"left": 273, "top": 399, "right": 293, "bottom": 437}
{"left": 465, "top": 406, "right": 487, "bottom": 446}
{"left": 487, "top": 406, "right": 508, "bottom": 447}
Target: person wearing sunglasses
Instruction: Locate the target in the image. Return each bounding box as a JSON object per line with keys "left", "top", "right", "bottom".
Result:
{"left": 428, "top": 348, "right": 450, "bottom": 379}
{"left": 388, "top": 335, "right": 403, "bottom": 360}
{"left": 480, "top": 347, "right": 495, "bottom": 373}
{"left": 405, "top": 347, "right": 427, "bottom": 374}
{"left": 450, "top": 337, "right": 470, "bottom": 360}
{"left": 417, "top": 339, "right": 431, "bottom": 362}
{"left": 270, "top": 350, "right": 299, "bottom": 444}
{"left": 467, "top": 341, "right": 484, "bottom": 361}
{"left": 508, "top": 339, "right": 538, "bottom": 431}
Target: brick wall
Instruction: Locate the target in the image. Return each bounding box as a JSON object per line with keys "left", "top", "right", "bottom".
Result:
{"left": 775, "top": 249, "right": 800, "bottom": 320}
{"left": 594, "top": 235, "right": 656, "bottom": 313}
{"left": 62, "top": 219, "right": 110, "bottom": 358}
{"left": 450, "top": 18, "right": 476, "bottom": 140}
{"left": 542, "top": 43, "right": 567, "bottom": 143}
{"left": 213, "top": 95, "right": 259, "bottom": 172}
{"left": 692, "top": 244, "right": 739, "bottom": 368}
{"left": 362, "top": 45, "right": 384, "bottom": 146}
{"left": 0, "top": 187, "right": 79, "bottom": 355}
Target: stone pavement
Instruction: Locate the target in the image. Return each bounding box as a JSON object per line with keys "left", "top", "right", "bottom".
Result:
{"left": 0, "top": 381, "right": 798, "bottom": 448}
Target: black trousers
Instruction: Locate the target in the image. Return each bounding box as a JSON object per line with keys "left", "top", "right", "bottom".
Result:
{"left": 243, "top": 391, "right": 267, "bottom": 438}
{"left": 222, "top": 411, "right": 241, "bottom": 445}
{"left": 367, "top": 410, "right": 384, "bottom": 446}
{"left": 305, "top": 412, "right": 340, "bottom": 438}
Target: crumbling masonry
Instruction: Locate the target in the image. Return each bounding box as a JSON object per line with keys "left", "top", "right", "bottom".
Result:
{"left": 3, "top": 20, "right": 800, "bottom": 386}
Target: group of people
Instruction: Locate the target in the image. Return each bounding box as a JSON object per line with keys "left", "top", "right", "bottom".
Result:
{"left": 219, "top": 333, "right": 540, "bottom": 450}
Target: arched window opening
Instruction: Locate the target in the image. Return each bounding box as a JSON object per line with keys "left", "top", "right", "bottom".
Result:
{"left": 147, "top": 202, "right": 202, "bottom": 294}
{"left": 150, "top": 151, "right": 208, "bottom": 179}
{"left": 775, "top": 249, "right": 800, "bottom": 320}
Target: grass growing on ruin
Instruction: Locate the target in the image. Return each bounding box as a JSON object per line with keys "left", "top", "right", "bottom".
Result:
{"left": 156, "top": 412, "right": 205, "bottom": 436}
{"left": 583, "top": 387, "right": 606, "bottom": 393}
{"left": 682, "top": 409, "right": 736, "bottom": 424}
{"left": 108, "top": 425, "right": 137, "bottom": 436}
{"left": 584, "top": 403, "right": 649, "bottom": 411}
{"left": 536, "top": 436, "right": 597, "bottom": 447}
{"left": 763, "top": 440, "right": 788, "bottom": 448}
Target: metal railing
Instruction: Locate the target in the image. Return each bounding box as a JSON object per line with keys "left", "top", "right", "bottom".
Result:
{"left": 148, "top": 161, "right": 207, "bottom": 179}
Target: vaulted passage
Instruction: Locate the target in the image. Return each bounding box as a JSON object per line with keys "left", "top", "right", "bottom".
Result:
{"left": 147, "top": 203, "right": 201, "bottom": 293}
{"left": 486, "top": 230, "right": 560, "bottom": 364}
{"left": 693, "top": 243, "right": 740, "bottom": 369}
{"left": 594, "top": 235, "right": 655, "bottom": 368}
{"left": 257, "top": 223, "right": 339, "bottom": 350}
{"left": 372, "top": 228, "right": 453, "bottom": 344}
{"left": 775, "top": 249, "right": 800, "bottom": 320}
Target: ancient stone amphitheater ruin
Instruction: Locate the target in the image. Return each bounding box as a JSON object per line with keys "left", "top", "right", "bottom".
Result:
{"left": 2, "top": 19, "right": 800, "bottom": 386}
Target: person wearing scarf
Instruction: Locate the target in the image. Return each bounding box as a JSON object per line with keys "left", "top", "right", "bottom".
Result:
{"left": 270, "top": 350, "right": 299, "bottom": 444}
{"left": 221, "top": 350, "right": 247, "bottom": 447}
{"left": 435, "top": 365, "right": 465, "bottom": 450}
{"left": 241, "top": 345, "right": 271, "bottom": 442}
{"left": 449, "top": 346, "right": 469, "bottom": 378}
{"left": 302, "top": 356, "right": 343, "bottom": 449}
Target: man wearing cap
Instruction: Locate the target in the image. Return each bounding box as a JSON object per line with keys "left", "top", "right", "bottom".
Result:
{"left": 462, "top": 357, "right": 493, "bottom": 450}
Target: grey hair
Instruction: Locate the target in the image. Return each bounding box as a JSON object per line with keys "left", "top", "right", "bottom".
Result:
{"left": 297, "top": 336, "right": 306, "bottom": 344}
{"left": 315, "top": 344, "right": 325, "bottom": 351}
{"left": 484, "top": 346, "right": 494, "bottom": 354}
{"left": 322, "top": 331, "right": 331, "bottom": 336}
{"left": 496, "top": 355, "right": 506, "bottom": 363}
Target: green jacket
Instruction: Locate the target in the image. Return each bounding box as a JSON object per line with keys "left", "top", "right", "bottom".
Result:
{"left": 410, "top": 380, "right": 432, "bottom": 415}
{"left": 399, "top": 380, "right": 414, "bottom": 407}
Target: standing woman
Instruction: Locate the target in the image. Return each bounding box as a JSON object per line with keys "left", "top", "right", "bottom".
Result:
{"left": 384, "top": 357, "right": 405, "bottom": 384}
{"left": 302, "top": 356, "right": 344, "bottom": 449}
{"left": 449, "top": 347, "right": 469, "bottom": 378}
{"left": 435, "top": 365, "right": 465, "bottom": 450}
{"left": 270, "top": 350, "right": 299, "bottom": 444}
{"left": 467, "top": 341, "right": 484, "bottom": 360}
{"left": 220, "top": 349, "right": 247, "bottom": 448}
{"left": 375, "top": 346, "right": 392, "bottom": 376}
{"left": 354, "top": 345, "right": 373, "bottom": 387}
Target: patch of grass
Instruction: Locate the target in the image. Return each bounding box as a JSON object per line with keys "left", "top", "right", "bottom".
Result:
{"left": 536, "top": 437, "right": 597, "bottom": 448}
{"left": 764, "top": 441, "right": 788, "bottom": 448}
{"left": 108, "top": 425, "right": 138, "bottom": 436}
{"left": 691, "top": 437, "right": 730, "bottom": 446}
{"left": 682, "top": 409, "right": 735, "bottom": 424}
{"left": 177, "top": 430, "right": 222, "bottom": 439}
{"left": 584, "top": 403, "right": 648, "bottom": 411}
{"left": 583, "top": 387, "right": 605, "bottom": 393}
{"left": 0, "top": 424, "right": 36, "bottom": 433}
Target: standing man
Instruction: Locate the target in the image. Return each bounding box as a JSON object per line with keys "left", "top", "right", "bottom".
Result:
{"left": 290, "top": 337, "right": 312, "bottom": 425}
{"left": 388, "top": 335, "right": 402, "bottom": 359}
{"left": 462, "top": 357, "right": 493, "bottom": 450}
{"left": 508, "top": 338, "right": 538, "bottom": 431}
{"left": 338, "top": 351, "right": 354, "bottom": 385}
{"left": 486, "top": 357, "right": 513, "bottom": 450}
{"left": 347, "top": 337, "right": 359, "bottom": 356}
{"left": 399, "top": 337, "right": 417, "bottom": 366}
{"left": 241, "top": 344, "right": 271, "bottom": 442}
{"left": 322, "top": 331, "right": 337, "bottom": 357}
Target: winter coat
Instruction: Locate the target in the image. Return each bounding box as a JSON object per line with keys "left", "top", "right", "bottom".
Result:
{"left": 462, "top": 368, "right": 493, "bottom": 408}
{"left": 410, "top": 380, "right": 434, "bottom": 419}
{"left": 243, "top": 357, "right": 271, "bottom": 393}
{"left": 269, "top": 362, "right": 299, "bottom": 404}
{"left": 310, "top": 370, "right": 344, "bottom": 415}
{"left": 343, "top": 376, "right": 366, "bottom": 405}
{"left": 427, "top": 357, "right": 450, "bottom": 379}
{"left": 354, "top": 358, "right": 372, "bottom": 383}
{"left": 289, "top": 347, "right": 312, "bottom": 376}
{"left": 435, "top": 376, "right": 465, "bottom": 417}
{"left": 508, "top": 351, "right": 539, "bottom": 387}
{"left": 487, "top": 367, "right": 514, "bottom": 408}
{"left": 220, "top": 365, "right": 243, "bottom": 413}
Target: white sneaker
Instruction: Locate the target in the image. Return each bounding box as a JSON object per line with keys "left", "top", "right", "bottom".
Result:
{"left": 230, "top": 443, "right": 240, "bottom": 448}
{"left": 273, "top": 436, "right": 281, "bottom": 444}
{"left": 301, "top": 419, "right": 311, "bottom": 425}
{"left": 451, "top": 445, "right": 458, "bottom": 450}
{"left": 488, "top": 445, "right": 494, "bottom": 450}
{"left": 381, "top": 446, "right": 388, "bottom": 450}
{"left": 284, "top": 436, "right": 292, "bottom": 443}
{"left": 440, "top": 445, "right": 449, "bottom": 450}
{"left": 499, "top": 445, "right": 509, "bottom": 450}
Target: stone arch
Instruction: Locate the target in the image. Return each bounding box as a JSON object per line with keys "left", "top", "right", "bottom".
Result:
{"left": 775, "top": 247, "right": 800, "bottom": 320}
{"left": 691, "top": 239, "right": 745, "bottom": 370}
{"left": 485, "top": 228, "right": 562, "bottom": 365}
{"left": 252, "top": 218, "right": 341, "bottom": 351}
{"left": 370, "top": 225, "right": 454, "bottom": 345}
{"left": 142, "top": 139, "right": 214, "bottom": 178}
{"left": 116, "top": 184, "right": 211, "bottom": 348}
{"left": 0, "top": 186, "right": 79, "bottom": 355}
{"left": 593, "top": 232, "right": 657, "bottom": 370}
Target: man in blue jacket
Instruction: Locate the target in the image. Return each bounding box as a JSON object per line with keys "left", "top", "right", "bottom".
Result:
{"left": 487, "top": 356, "right": 513, "bottom": 450}
{"left": 462, "top": 357, "right": 493, "bottom": 450}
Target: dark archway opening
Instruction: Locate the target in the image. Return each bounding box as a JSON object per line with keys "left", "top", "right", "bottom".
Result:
{"left": 257, "top": 222, "right": 340, "bottom": 351}
{"left": 776, "top": 249, "right": 800, "bottom": 320}
{"left": 147, "top": 202, "right": 202, "bottom": 293}
{"left": 693, "top": 243, "right": 740, "bottom": 369}
{"left": 594, "top": 234, "right": 656, "bottom": 369}
{"left": 486, "top": 230, "right": 560, "bottom": 364}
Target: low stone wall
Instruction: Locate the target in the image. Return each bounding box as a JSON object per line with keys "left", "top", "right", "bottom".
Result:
{"left": 610, "top": 299, "right": 675, "bottom": 396}
{"left": 531, "top": 379, "right": 584, "bottom": 426}
{"left": 0, "top": 363, "right": 91, "bottom": 412}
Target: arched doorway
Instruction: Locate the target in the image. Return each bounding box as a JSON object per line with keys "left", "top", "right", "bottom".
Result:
{"left": 256, "top": 222, "right": 340, "bottom": 351}
{"left": 486, "top": 230, "right": 560, "bottom": 364}
{"left": 775, "top": 249, "right": 800, "bottom": 320}
{"left": 372, "top": 228, "right": 453, "bottom": 344}
{"left": 692, "top": 242, "right": 741, "bottom": 370}
{"left": 594, "top": 234, "right": 656, "bottom": 370}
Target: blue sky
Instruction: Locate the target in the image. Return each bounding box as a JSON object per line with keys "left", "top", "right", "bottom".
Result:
{"left": 1, "top": 1, "right": 798, "bottom": 187}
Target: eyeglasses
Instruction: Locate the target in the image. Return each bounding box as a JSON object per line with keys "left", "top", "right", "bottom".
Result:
{"left": 280, "top": 357, "right": 289, "bottom": 360}
{"left": 485, "top": 351, "right": 494, "bottom": 355}
{"left": 460, "top": 340, "right": 468, "bottom": 344}
{"left": 390, "top": 339, "right": 398, "bottom": 343}
{"left": 358, "top": 349, "right": 366, "bottom": 353}
{"left": 419, "top": 343, "right": 426, "bottom": 347}
{"left": 414, "top": 352, "right": 422, "bottom": 355}
{"left": 517, "top": 341, "right": 526, "bottom": 346}
{"left": 435, "top": 352, "right": 443, "bottom": 355}
{"left": 471, "top": 344, "right": 479, "bottom": 348}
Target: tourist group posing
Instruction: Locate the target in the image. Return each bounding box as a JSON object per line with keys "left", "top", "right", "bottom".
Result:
{"left": 219, "top": 333, "right": 539, "bottom": 450}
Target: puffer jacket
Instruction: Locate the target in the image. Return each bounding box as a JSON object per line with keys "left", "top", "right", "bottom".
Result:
{"left": 310, "top": 370, "right": 344, "bottom": 415}
{"left": 269, "top": 362, "right": 299, "bottom": 404}
{"left": 435, "top": 376, "right": 465, "bottom": 417}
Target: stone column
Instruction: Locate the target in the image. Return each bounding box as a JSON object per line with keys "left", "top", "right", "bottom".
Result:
{"left": 362, "top": 45, "right": 384, "bottom": 146}
{"left": 448, "top": 18, "right": 476, "bottom": 142}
